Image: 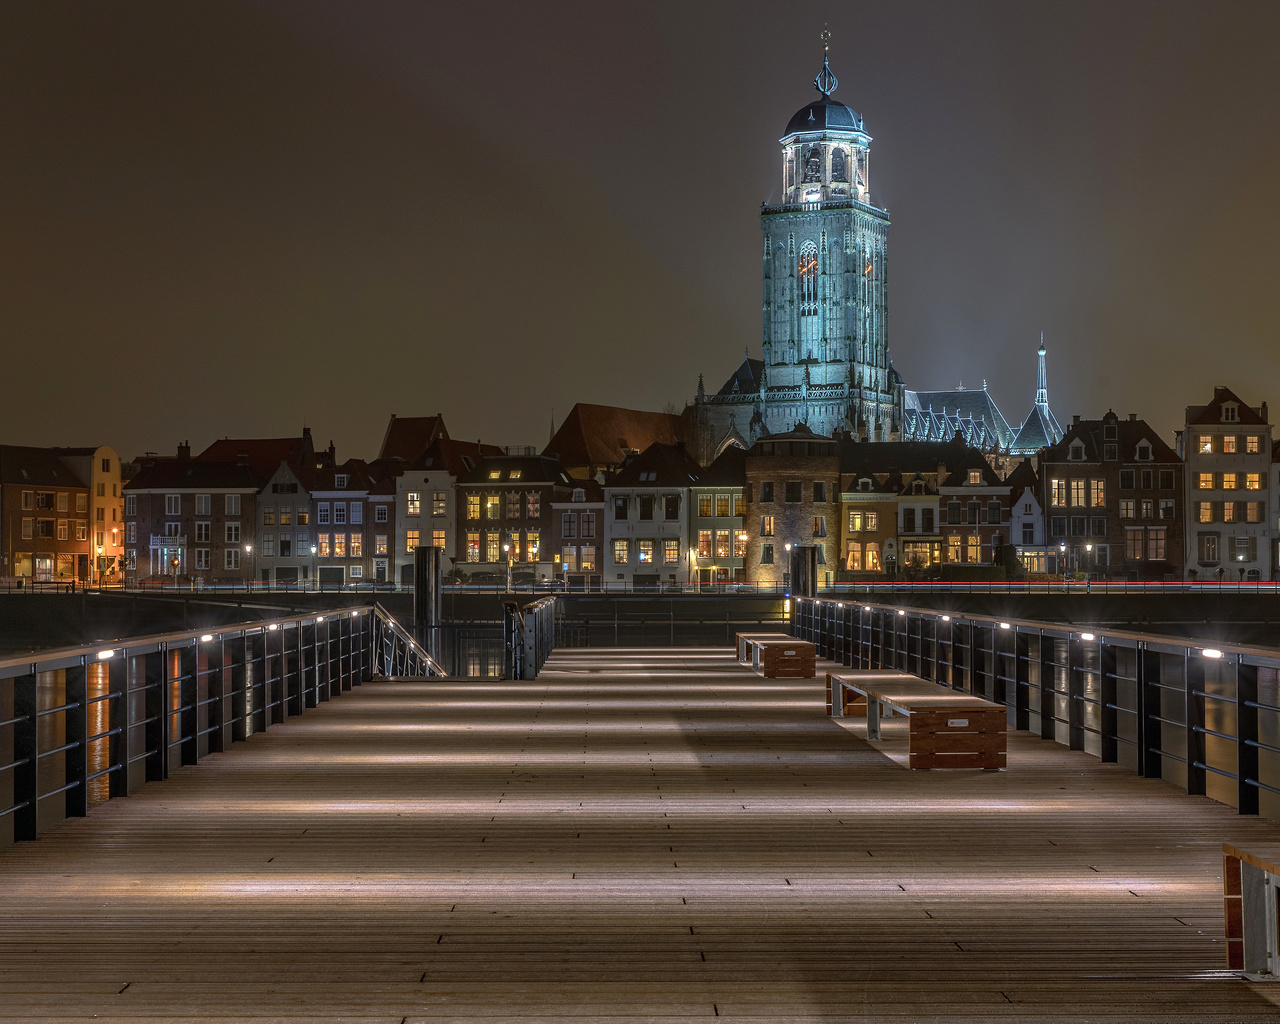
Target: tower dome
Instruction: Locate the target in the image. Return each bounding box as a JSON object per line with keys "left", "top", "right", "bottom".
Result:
{"left": 778, "top": 45, "right": 872, "bottom": 206}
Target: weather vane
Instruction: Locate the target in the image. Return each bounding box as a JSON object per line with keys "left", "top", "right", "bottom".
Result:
{"left": 814, "top": 23, "right": 838, "bottom": 96}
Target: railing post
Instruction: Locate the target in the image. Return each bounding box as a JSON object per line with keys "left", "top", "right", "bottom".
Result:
{"left": 287, "top": 623, "right": 304, "bottom": 715}
{"left": 64, "top": 661, "right": 88, "bottom": 819}
{"left": 1135, "top": 643, "right": 1161, "bottom": 779}
{"left": 1013, "top": 630, "right": 1031, "bottom": 731}
{"left": 207, "top": 639, "right": 227, "bottom": 754}
{"left": 229, "top": 635, "right": 249, "bottom": 743}
{"left": 1038, "top": 633, "right": 1056, "bottom": 742}
{"left": 1099, "top": 639, "right": 1118, "bottom": 764}
{"left": 1237, "top": 659, "right": 1260, "bottom": 815}
{"left": 1067, "top": 635, "right": 1085, "bottom": 751}
{"left": 107, "top": 654, "right": 130, "bottom": 798}
{"left": 178, "top": 643, "right": 198, "bottom": 767}
{"left": 12, "top": 670, "right": 38, "bottom": 841}
{"left": 1185, "top": 648, "right": 1207, "bottom": 797}
{"left": 143, "top": 650, "right": 167, "bottom": 781}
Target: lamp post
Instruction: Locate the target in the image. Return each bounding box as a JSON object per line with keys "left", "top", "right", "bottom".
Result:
{"left": 1085, "top": 542, "right": 1093, "bottom": 591}
{"left": 244, "top": 543, "right": 253, "bottom": 590}
{"left": 311, "top": 544, "right": 317, "bottom": 590}
{"left": 1058, "top": 541, "right": 1067, "bottom": 588}
{"left": 503, "top": 542, "right": 511, "bottom": 592}
{"left": 94, "top": 544, "right": 102, "bottom": 589}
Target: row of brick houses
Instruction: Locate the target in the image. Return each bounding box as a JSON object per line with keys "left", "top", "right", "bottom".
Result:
{"left": 0, "top": 445, "right": 124, "bottom": 583}
{"left": 109, "top": 387, "right": 1280, "bottom": 586}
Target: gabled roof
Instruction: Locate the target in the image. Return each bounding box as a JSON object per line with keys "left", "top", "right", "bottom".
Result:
{"left": 839, "top": 437, "right": 964, "bottom": 476}
{"left": 695, "top": 444, "right": 747, "bottom": 487}
{"left": 296, "top": 458, "right": 377, "bottom": 494}
{"left": 608, "top": 443, "right": 702, "bottom": 488}
{"left": 1184, "top": 386, "right": 1269, "bottom": 427}
{"left": 125, "top": 459, "right": 260, "bottom": 491}
{"left": 197, "top": 429, "right": 317, "bottom": 481}
{"left": 714, "top": 357, "right": 764, "bottom": 397}
{"left": 1005, "top": 458, "right": 1040, "bottom": 496}
{"left": 1042, "top": 411, "right": 1179, "bottom": 464}
{"left": 415, "top": 437, "right": 503, "bottom": 479}
{"left": 378, "top": 414, "right": 449, "bottom": 462}
{"left": 0, "top": 446, "right": 89, "bottom": 488}
{"left": 543, "top": 404, "right": 685, "bottom": 473}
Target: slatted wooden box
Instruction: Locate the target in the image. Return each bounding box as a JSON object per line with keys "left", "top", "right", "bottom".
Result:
{"left": 753, "top": 639, "right": 815, "bottom": 678}
{"left": 906, "top": 709, "right": 1006, "bottom": 770}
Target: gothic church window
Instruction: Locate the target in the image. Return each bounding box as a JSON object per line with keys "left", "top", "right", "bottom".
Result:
{"left": 798, "top": 243, "right": 818, "bottom": 316}
{"left": 831, "top": 148, "right": 848, "bottom": 182}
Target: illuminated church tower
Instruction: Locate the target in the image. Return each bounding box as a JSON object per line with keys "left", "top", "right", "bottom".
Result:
{"left": 758, "top": 37, "right": 899, "bottom": 439}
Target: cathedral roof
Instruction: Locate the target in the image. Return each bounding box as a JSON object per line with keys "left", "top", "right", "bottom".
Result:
{"left": 903, "top": 389, "right": 1015, "bottom": 450}
{"left": 1009, "top": 405, "right": 1060, "bottom": 455}
{"left": 714, "top": 358, "right": 764, "bottom": 397}
{"left": 783, "top": 94, "right": 863, "bottom": 138}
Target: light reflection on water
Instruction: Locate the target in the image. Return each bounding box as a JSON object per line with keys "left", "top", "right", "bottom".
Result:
{"left": 87, "top": 662, "right": 110, "bottom": 807}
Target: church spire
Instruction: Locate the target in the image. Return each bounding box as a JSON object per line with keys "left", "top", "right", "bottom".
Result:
{"left": 1035, "top": 332, "right": 1049, "bottom": 409}
{"left": 814, "top": 25, "right": 838, "bottom": 96}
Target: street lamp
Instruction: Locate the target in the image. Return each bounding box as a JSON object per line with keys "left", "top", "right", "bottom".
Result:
{"left": 503, "top": 542, "right": 511, "bottom": 592}
{"left": 94, "top": 544, "right": 102, "bottom": 588}
{"left": 244, "top": 543, "right": 253, "bottom": 589}
{"left": 311, "top": 544, "right": 317, "bottom": 590}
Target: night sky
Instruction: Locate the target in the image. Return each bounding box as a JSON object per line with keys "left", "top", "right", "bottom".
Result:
{"left": 4, "top": 2, "right": 1279, "bottom": 460}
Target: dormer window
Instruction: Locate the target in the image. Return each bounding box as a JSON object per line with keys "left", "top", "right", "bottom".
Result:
{"left": 1136, "top": 442, "right": 1152, "bottom": 461}
{"left": 1069, "top": 443, "right": 1085, "bottom": 461}
{"left": 509, "top": 469, "right": 521, "bottom": 479}
{"left": 572, "top": 488, "right": 585, "bottom": 502}
{"left": 1222, "top": 403, "right": 1239, "bottom": 423}
{"left": 859, "top": 478, "right": 872, "bottom": 492}
{"left": 334, "top": 474, "right": 348, "bottom": 488}
{"left": 911, "top": 480, "right": 925, "bottom": 495}
{"left": 967, "top": 469, "right": 982, "bottom": 485}
{"left": 488, "top": 469, "right": 501, "bottom": 479}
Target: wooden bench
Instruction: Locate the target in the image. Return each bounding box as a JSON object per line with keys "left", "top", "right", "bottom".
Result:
{"left": 827, "top": 670, "right": 1007, "bottom": 770}
{"left": 1222, "top": 843, "right": 1280, "bottom": 979}
{"left": 735, "top": 632, "right": 815, "bottom": 678}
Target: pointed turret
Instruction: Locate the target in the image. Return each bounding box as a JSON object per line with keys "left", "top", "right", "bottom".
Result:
{"left": 1035, "top": 333, "right": 1049, "bottom": 410}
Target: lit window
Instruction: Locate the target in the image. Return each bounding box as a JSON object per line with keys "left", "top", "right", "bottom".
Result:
{"left": 486, "top": 496, "right": 501, "bottom": 520}
{"left": 761, "top": 515, "right": 774, "bottom": 537}
{"left": 664, "top": 539, "right": 679, "bottom": 564}
{"left": 375, "top": 535, "right": 388, "bottom": 555}
{"left": 698, "top": 530, "right": 712, "bottom": 557}
{"left": 488, "top": 469, "right": 501, "bottom": 479}
{"left": 613, "top": 539, "right": 629, "bottom": 564}
{"left": 580, "top": 545, "right": 596, "bottom": 571}
{"left": 1070, "top": 480, "right": 1085, "bottom": 507}
{"left": 350, "top": 533, "right": 362, "bottom": 557}
{"left": 734, "top": 531, "right": 747, "bottom": 558}
{"left": 699, "top": 496, "right": 713, "bottom": 517}
{"left": 1198, "top": 502, "right": 1213, "bottom": 523}
{"left": 715, "top": 531, "right": 731, "bottom": 557}
{"left": 1198, "top": 435, "right": 1213, "bottom": 453}
{"left": 1246, "top": 473, "right": 1262, "bottom": 490}
{"left": 716, "top": 495, "right": 731, "bottom": 517}
{"left": 1051, "top": 479, "right": 1067, "bottom": 507}
{"left": 562, "top": 546, "right": 577, "bottom": 572}
{"left": 433, "top": 492, "right": 447, "bottom": 516}
{"left": 526, "top": 493, "right": 541, "bottom": 518}
{"left": 1223, "top": 435, "right": 1238, "bottom": 454}
{"left": 637, "top": 539, "right": 654, "bottom": 564}
{"left": 334, "top": 534, "right": 346, "bottom": 557}
{"left": 967, "top": 469, "right": 982, "bottom": 485}
{"left": 431, "top": 529, "right": 444, "bottom": 550}
{"left": 280, "top": 508, "right": 292, "bottom": 526}
{"left": 509, "top": 469, "right": 521, "bottom": 480}
{"left": 849, "top": 511, "right": 863, "bottom": 532}
{"left": 1090, "top": 480, "right": 1105, "bottom": 507}
{"left": 1147, "top": 527, "right": 1166, "bottom": 561}
{"left": 404, "top": 531, "right": 417, "bottom": 554}
{"left": 812, "top": 516, "right": 826, "bottom": 538}
{"left": 1246, "top": 436, "right": 1261, "bottom": 453}
{"left": 526, "top": 531, "right": 539, "bottom": 561}
{"left": 1198, "top": 473, "right": 1213, "bottom": 490}
{"left": 486, "top": 533, "right": 500, "bottom": 562}
{"left": 263, "top": 507, "right": 275, "bottom": 526}
{"left": 1246, "top": 502, "right": 1263, "bottom": 524}
{"left": 466, "top": 532, "right": 479, "bottom": 562}
{"left": 1223, "top": 473, "right": 1238, "bottom": 490}
{"left": 466, "top": 495, "right": 480, "bottom": 520}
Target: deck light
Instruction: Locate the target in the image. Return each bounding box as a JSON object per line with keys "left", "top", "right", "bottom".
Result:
{"left": 898, "top": 609, "right": 906, "bottom": 616}
{"left": 999, "top": 622, "right": 1010, "bottom": 630}
{"left": 941, "top": 615, "right": 951, "bottom": 622}
{"left": 200, "top": 634, "right": 213, "bottom": 642}
{"left": 863, "top": 605, "right": 871, "bottom": 611}
{"left": 97, "top": 649, "right": 115, "bottom": 660}
{"left": 1201, "top": 648, "right": 1223, "bottom": 659}
{"left": 316, "top": 616, "right": 324, "bottom": 623}
{"left": 1080, "top": 632, "right": 1095, "bottom": 641}
{"left": 351, "top": 610, "right": 360, "bottom": 618}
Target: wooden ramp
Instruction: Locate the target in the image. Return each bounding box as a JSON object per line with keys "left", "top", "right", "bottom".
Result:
{"left": 1, "top": 646, "right": 1280, "bottom": 1022}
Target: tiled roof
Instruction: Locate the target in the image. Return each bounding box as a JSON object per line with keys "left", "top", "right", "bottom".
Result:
{"left": 416, "top": 437, "right": 503, "bottom": 479}
{"left": 125, "top": 459, "right": 260, "bottom": 491}
{"left": 696, "top": 444, "right": 747, "bottom": 487}
{"left": 903, "top": 389, "right": 1015, "bottom": 450}
{"left": 609, "top": 443, "right": 702, "bottom": 488}
{"left": 378, "top": 415, "right": 448, "bottom": 462}
{"left": 713, "top": 358, "right": 764, "bottom": 397}
{"left": 197, "top": 434, "right": 312, "bottom": 481}
{"left": 0, "top": 446, "right": 89, "bottom": 488}
{"left": 1004, "top": 458, "right": 1041, "bottom": 495}
{"left": 1043, "top": 413, "right": 1179, "bottom": 463}
{"left": 296, "top": 458, "right": 377, "bottom": 494}
{"left": 459, "top": 454, "right": 574, "bottom": 487}
{"left": 543, "top": 404, "right": 685, "bottom": 472}
{"left": 1009, "top": 405, "right": 1061, "bottom": 455}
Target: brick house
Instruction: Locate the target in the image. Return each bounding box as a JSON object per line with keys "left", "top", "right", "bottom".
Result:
{"left": 0, "top": 446, "right": 93, "bottom": 582}
{"left": 1040, "top": 411, "right": 1184, "bottom": 580}
{"left": 1179, "top": 387, "right": 1272, "bottom": 581}
{"left": 743, "top": 426, "right": 840, "bottom": 585}
{"left": 689, "top": 444, "right": 747, "bottom": 584}
{"left": 550, "top": 479, "right": 604, "bottom": 589}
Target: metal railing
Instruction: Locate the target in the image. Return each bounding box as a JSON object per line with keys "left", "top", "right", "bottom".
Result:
{"left": 0, "top": 603, "right": 436, "bottom": 846}
{"left": 792, "top": 596, "right": 1280, "bottom": 824}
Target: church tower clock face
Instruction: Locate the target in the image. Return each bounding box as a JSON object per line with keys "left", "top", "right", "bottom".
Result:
{"left": 757, "top": 37, "right": 896, "bottom": 442}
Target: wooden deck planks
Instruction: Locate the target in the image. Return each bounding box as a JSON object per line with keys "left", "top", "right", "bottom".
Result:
{"left": 0, "top": 645, "right": 1278, "bottom": 1021}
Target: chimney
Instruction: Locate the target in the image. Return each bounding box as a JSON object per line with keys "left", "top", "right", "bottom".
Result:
{"left": 1262, "top": 401, "right": 1269, "bottom": 423}
{"left": 1128, "top": 413, "right": 1137, "bottom": 421}
{"left": 177, "top": 440, "right": 190, "bottom": 459}
{"left": 1072, "top": 415, "right": 1080, "bottom": 426}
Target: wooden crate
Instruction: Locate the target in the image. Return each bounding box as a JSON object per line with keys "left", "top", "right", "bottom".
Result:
{"left": 754, "top": 639, "right": 815, "bottom": 678}
{"left": 907, "top": 709, "right": 1007, "bottom": 770}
